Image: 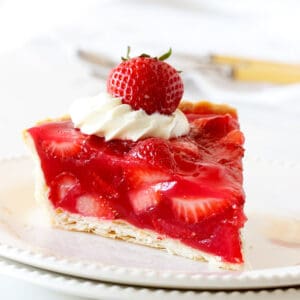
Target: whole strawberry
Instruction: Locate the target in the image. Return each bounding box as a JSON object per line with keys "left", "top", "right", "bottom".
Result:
{"left": 107, "top": 48, "right": 184, "bottom": 115}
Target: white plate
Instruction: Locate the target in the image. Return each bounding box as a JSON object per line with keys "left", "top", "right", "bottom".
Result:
{"left": 0, "top": 256, "right": 299, "bottom": 300}
{"left": 0, "top": 156, "right": 299, "bottom": 290}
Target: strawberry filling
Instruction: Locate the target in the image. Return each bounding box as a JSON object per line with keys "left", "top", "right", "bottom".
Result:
{"left": 28, "top": 110, "right": 246, "bottom": 264}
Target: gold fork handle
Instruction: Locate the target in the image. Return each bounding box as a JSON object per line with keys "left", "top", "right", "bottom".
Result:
{"left": 232, "top": 64, "right": 300, "bottom": 84}
{"left": 212, "top": 54, "right": 300, "bottom": 83}
{"left": 211, "top": 54, "right": 300, "bottom": 69}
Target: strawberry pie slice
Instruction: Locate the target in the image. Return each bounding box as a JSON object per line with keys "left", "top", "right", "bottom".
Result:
{"left": 24, "top": 49, "right": 246, "bottom": 269}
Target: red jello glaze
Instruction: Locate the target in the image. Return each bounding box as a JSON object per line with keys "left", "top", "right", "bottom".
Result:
{"left": 28, "top": 112, "right": 245, "bottom": 264}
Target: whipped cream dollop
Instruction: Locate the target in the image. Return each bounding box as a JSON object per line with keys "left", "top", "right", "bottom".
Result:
{"left": 69, "top": 92, "right": 190, "bottom": 141}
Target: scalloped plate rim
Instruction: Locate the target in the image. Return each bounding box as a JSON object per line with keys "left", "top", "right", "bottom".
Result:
{"left": 1, "top": 256, "right": 299, "bottom": 300}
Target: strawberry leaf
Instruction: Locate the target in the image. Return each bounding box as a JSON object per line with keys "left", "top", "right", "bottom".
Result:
{"left": 139, "top": 53, "right": 151, "bottom": 58}
{"left": 121, "top": 46, "right": 131, "bottom": 61}
{"left": 159, "top": 48, "right": 172, "bottom": 61}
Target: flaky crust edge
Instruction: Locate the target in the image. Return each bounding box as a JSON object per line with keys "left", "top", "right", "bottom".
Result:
{"left": 179, "top": 100, "right": 238, "bottom": 119}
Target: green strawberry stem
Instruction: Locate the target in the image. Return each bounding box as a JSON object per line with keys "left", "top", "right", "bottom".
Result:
{"left": 158, "top": 48, "right": 172, "bottom": 61}
{"left": 121, "top": 47, "right": 172, "bottom": 61}
{"left": 121, "top": 46, "right": 131, "bottom": 61}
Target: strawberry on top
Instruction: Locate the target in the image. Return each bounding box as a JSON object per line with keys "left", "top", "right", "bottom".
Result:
{"left": 107, "top": 48, "right": 184, "bottom": 115}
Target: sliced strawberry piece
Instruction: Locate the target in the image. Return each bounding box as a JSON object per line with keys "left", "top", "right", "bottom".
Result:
{"left": 221, "top": 129, "right": 245, "bottom": 145}
{"left": 170, "top": 138, "right": 200, "bottom": 157}
{"left": 88, "top": 171, "right": 120, "bottom": 199}
{"left": 44, "top": 140, "right": 82, "bottom": 159}
{"left": 171, "top": 196, "right": 232, "bottom": 223}
{"left": 128, "top": 138, "right": 175, "bottom": 170}
{"left": 129, "top": 187, "right": 161, "bottom": 214}
{"left": 170, "top": 138, "right": 201, "bottom": 173}
{"left": 76, "top": 194, "right": 116, "bottom": 219}
{"left": 50, "top": 172, "right": 81, "bottom": 204}
{"left": 126, "top": 164, "right": 171, "bottom": 188}
{"left": 193, "top": 114, "right": 238, "bottom": 140}
{"left": 126, "top": 164, "right": 170, "bottom": 214}
{"left": 40, "top": 121, "right": 87, "bottom": 159}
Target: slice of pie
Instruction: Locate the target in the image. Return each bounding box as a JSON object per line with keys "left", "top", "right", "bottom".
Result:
{"left": 23, "top": 50, "right": 246, "bottom": 269}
